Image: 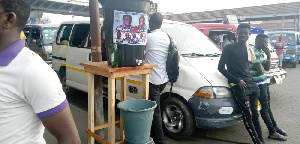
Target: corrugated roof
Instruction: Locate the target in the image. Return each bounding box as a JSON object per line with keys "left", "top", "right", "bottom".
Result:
{"left": 164, "top": 2, "right": 300, "bottom": 23}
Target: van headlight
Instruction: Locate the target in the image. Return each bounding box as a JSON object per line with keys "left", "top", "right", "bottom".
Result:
{"left": 194, "top": 86, "right": 231, "bottom": 99}
{"left": 286, "top": 49, "right": 296, "bottom": 54}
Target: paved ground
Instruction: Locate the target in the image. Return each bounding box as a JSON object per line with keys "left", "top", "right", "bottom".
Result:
{"left": 44, "top": 63, "right": 300, "bottom": 144}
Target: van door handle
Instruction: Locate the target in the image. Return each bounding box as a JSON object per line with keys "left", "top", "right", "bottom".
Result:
{"left": 89, "top": 53, "right": 92, "bottom": 61}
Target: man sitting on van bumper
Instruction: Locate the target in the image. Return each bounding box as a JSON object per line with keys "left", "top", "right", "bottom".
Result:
{"left": 249, "top": 33, "right": 287, "bottom": 141}
{"left": 218, "top": 23, "right": 264, "bottom": 144}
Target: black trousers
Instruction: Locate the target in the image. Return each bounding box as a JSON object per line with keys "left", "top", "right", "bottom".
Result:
{"left": 267, "top": 85, "right": 278, "bottom": 128}
{"left": 149, "top": 82, "right": 167, "bottom": 144}
{"left": 258, "top": 84, "right": 278, "bottom": 134}
{"left": 231, "top": 81, "right": 263, "bottom": 144}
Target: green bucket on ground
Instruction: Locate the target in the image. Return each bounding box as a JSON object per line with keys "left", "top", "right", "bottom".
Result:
{"left": 117, "top": 99, "right": 157, "bottom": 143}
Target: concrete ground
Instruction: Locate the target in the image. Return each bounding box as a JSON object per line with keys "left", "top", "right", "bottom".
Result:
{"left": 45, "top": 63, "right": 300, "bottom": 144}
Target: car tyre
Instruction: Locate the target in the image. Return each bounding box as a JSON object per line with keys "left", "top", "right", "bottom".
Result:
{"left": 161, "top": 95, "right": 195, "bottom": 140}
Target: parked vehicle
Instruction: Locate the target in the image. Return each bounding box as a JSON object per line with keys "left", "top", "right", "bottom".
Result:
{"left": 191, "top": 23, "right": 238, "bottom": 49}
{"left": 267, "top": 31, "right": 300, "bottom": 68}
{"left": 191, "top": 23, "right": 285, "bottom": 81}
{"left": 52, "top": 20, "right": 105, "bottom": 93}
{"left": 52, "top": 20, "right": 243, "bottom": 140}
{"left": 52, "top": 20, "right": 286, "bottom": 140}
{"left": 191, "top": 23, "right": 264, "bottom": 49}
{"left": 23, "top": 24, "right": 58, "bottom": 65}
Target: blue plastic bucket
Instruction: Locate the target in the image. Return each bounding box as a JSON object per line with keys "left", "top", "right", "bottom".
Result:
{"left": 117, "top": 99, "right": 157, "bottom": 143}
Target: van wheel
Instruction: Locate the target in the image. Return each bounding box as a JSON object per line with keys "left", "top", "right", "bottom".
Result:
{"left": 59, "top": 69, "right": 70, "bottom": 94}
{"left": 161, "top": 95, "right": 195, "bottom": 140}
{"left": 292, "top": 61, "right": 297, "bottom": 68}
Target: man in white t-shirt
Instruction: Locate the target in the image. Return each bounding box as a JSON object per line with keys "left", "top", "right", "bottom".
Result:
{"left": 0, "top": 0, "right": 80, "bottom": 143}
{"left": 144, "top": 12, "right": 169, "bottom": 144}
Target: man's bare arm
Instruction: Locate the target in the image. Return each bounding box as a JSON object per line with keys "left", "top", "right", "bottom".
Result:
{"left": 41, "top": 105, "right": 81, "bottom": 144}
{"left": 254, "top": 63, "right": 265, "bottom": 75}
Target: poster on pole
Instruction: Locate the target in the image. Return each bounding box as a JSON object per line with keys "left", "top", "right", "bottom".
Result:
{"left": 113, "top": 10, "right": 149, "bottom": 45}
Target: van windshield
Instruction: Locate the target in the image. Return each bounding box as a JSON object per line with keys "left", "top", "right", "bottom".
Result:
{"left": 43, "top": 27, "right": 57, "bottom": 45}
{"left": 161, "top": 23, "right": 221, "bottom": 55}
{"left": 268, "top": 33, "right": 295, "bottom": 46}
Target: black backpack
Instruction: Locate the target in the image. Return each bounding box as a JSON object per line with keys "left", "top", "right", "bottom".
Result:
{"left": 166, "top": 34, "right": 179, "bottom": 84}
{"left": 166, "top": 34, "right": 179, "bottom": 102}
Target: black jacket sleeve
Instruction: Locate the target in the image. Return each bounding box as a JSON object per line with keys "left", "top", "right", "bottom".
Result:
{"left": 218, "top": 46, "right": 240, "bottom": 84}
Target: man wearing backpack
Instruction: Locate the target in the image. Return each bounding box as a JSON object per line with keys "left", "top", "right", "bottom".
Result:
{"left": 145, "top": 12, "right": 170, "bottom": 144}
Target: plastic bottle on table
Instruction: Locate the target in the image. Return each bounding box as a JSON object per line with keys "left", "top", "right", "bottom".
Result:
{"left": 111, "top": 39, "right": 118, "bottom": 68}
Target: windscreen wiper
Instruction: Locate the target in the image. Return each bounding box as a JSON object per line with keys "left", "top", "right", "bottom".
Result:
{"left": 181, "top": 53, "right": 205, "bottom": 57}
{"left": 206, "top": 53, "right": 220, "bottom": 57}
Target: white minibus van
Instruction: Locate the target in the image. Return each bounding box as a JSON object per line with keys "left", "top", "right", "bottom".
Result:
{"left": 52, "top": 20, "right": 285, "bottom": 140}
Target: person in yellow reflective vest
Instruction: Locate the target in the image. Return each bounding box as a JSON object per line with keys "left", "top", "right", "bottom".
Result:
{"left": 20, "top": 31, "right": 28, "bottom": 47}
{"left": 20, "top": 31, "right": 26, "bottom": 39}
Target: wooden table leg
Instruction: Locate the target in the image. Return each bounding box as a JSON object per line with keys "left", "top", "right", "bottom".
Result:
{"left": 108, "top": 77, "right": 116, "bottom": 144}
{"left": 88, "top": 73, "right": 95, "bottom": 144}
{"left": 120, "top": 77, "right": 126, "bottom": 141}
{"left": 142, "top": 74, "right": 149, "bottom": 100}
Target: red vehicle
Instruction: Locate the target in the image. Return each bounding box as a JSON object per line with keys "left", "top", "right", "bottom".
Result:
{"left": 191, "top": 23, "right": 238, "bottom": 49}
{"left": 191, "top": 23, "right": 282, "bottom": 71}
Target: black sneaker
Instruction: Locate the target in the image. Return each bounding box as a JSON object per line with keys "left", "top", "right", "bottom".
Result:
{"left": 276, "top": 127, "right": 288, "bottom": 136}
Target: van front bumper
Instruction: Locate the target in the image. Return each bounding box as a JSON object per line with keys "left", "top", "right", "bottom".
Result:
{"left": 188, "top": 95, "right": 242, "bottom": 129}
{"left": 283, "top": 54, "right": 296, "bottom": 63}
{"left": 195, "top": 115, "right": 242, "bottom": 128}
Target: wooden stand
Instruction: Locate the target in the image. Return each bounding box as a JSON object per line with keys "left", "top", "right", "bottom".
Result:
{"left": 80, "top": 61, "right": 157, "bottom": 144}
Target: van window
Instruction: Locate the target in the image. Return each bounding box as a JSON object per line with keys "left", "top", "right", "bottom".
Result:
{"left": 56, "top": 24, "right": 73, "bottom": 45}
{"left": 161, "top": 23, "right": 221, "bottom": 55}
{"left": 43, "top": 27, "right": 57, "bottom": 45}
{"left": 30, "top": 28, "right": 41, "bottom": 43}
{"left": 268, "top": 33, "right": 295, "bottom": 46}
{"left": 69, "top": 24, "right": 90, "bottom": 48}
{"left": 297, "top": 34, "right": 300, "bottom": 45}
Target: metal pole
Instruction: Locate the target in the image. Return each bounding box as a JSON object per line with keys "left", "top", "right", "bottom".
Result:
{"left": 297, "top": 11, "right": 300, "bottom": 32}
{"left": 281, "top": 16, "right": 284, "bottom": 31}
{"left": 294, "top": 15, "right": 296, "bottom": 31}
{"left": 89, "top": 0, "right": 105, "bottom": 140}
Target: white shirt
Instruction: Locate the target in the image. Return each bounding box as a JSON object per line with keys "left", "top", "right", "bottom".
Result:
{"left": 145, "top": 29, "right": 170, "bottom": 85}
{"left": 0, "top": 43, "right": 67, "bottom": 144}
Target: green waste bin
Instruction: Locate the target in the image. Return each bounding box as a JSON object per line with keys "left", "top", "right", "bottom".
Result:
{"left": 117, "top": 99, "right": 156, "bottom": 143}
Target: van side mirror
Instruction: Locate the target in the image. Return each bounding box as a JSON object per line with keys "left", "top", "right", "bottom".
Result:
{"left": 297, "top": 42, "right": 300, "bottom": 45}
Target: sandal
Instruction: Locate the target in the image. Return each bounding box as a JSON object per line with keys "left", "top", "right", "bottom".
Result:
{"left": 276, "top": 127, "right": 288, "bottom": 136}
{"left": 268, "top": 133, "right": 287, "bottom": 141}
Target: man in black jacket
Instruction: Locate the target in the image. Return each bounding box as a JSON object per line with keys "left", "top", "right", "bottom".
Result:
{"left": 218, "top": 23, "right": 264, "bottom": 144}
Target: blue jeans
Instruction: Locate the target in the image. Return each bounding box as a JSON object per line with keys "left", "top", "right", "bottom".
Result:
{"left": 258, "top": 84, "right": 278, "bottom": 134}
{"left": 277, "top": 54, "right": 283, "bottom": 67}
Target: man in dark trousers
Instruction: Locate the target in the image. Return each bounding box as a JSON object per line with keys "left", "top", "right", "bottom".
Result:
{"left": 218, "top": 23, "right": 264, "bottom": 144}
{"left": 249, "top": 33, "right": 287, "bottom": 141}
{"left": 145, "top": 12, "right": 170, "bottom": 144}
